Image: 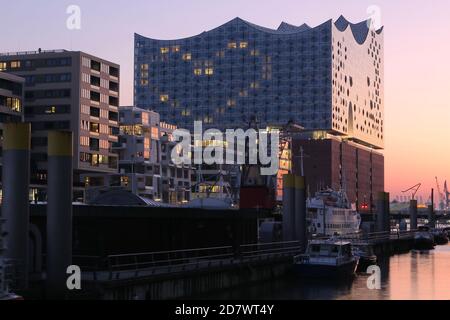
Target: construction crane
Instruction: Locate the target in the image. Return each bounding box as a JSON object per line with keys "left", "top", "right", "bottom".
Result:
{"left": 435, "top": 177, "right": 446, "bottom": 210}
{"left": 402, "top": 183, "right": 421, "bottom": 201}
{"left": 443, "top": 180, "right": 450, "bottom": 210}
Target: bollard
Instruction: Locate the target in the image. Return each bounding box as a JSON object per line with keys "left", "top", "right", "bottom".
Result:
{"left": 294, "top": 176, "right": 307, "bottom": 252}
{"left": 46, "top": 131, "right": 73, "bottom": 298}
{"left": 376, "top": 192, "right": 390, "bottom": 233}
{"left": 428, "top": 205, "right": 435, "bottom": 229}
{"left": 409, "top": 200, "right": 418, "bottom": 231}
{"left": 2, "top": 123, "right": 31, "bottom": 289}
{"left": 282, "top": 175, "right": 295, "bottom": 242}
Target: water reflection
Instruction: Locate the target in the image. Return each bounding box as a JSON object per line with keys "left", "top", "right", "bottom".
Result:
{"left": 195, "top": 245, "right": 450, "bottom": 300}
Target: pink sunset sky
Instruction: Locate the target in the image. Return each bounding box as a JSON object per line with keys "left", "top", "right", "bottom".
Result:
{"left": 1, "top": 0, "right": 449, "bottom": 201}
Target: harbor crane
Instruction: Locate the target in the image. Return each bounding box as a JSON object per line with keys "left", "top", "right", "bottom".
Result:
{"left": 444, "top": 181, "right": 449, "bottom": 209}
{"left": 435, "top": 177, "right": 446, "bottom": 210}
{"left": 402, "top": 183, "right": 421, "bottom": 201}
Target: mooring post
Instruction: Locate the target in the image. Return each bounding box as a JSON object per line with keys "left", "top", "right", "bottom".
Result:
{"left": 294, "top": 176, "right": 307, "bottom": 252}
{"left": 46, "top": 131, "right": 73, "bottom": 298}
{"left": 2, "top": 123, "right": 31, "bottom": 289}
{"left": 282, "top": 174, "right": 295, "bottom": 242}
{"left": 409, "top": 200, "right": 418, "bottom": 231}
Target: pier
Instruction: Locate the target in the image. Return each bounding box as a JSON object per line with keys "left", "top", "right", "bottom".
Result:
{"left": 47, "top": 231, "right": 417, "bottom": 300}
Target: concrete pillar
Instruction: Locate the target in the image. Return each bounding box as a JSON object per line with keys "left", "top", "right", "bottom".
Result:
{"left": 47, "top": 131, "right": 73, "bottom": 298}
{"left": 282, "top": 174, "right": 295, "bottom": 242}
{"left": 376, "top": 192, "right": 390, "bottom": 233}
{"left": 2, "top": 123, "right": 31, "bottom": 289}
{"left": 409, "top": 200, "right": 418, "bottom": 231}
{"left": 294, "top": 176, "right": 307, "bottom": 252}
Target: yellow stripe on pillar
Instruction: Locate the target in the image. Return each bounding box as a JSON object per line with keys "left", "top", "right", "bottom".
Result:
{"left": 48, "top": 131, "right": 73, "bottom": 157}
{"left": 283, "top": 174, "right": 296, "bottom": 189}
{"left": 3, "top": 123, "right": 31, "bottom": 151}
{"left": 295, "top": 176, "right": 305, "bottom": 190}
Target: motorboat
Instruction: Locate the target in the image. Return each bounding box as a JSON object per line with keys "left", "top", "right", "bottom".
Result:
{"left": 293, "top": 239, "right": 359, "bottom": 279}
{"left": 414, "top": 226, "right": 435, "bottom": 250}
{"left": 352, "top": 244, "right": 377, "bottom": 272}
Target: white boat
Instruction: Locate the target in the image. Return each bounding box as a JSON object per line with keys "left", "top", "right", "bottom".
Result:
{"left": 293, "top": 239, "right": 359, "bottom": 279}
{"left": 307, "top": 189, "right": 361, "bottom": 236}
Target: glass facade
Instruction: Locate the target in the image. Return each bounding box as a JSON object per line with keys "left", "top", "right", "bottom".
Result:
{"left": 134, "top": 16, "right": 384, "bottom": 150}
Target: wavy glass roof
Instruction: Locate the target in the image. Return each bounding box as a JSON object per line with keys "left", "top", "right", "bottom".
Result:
{"left": 136, "top": 16, "right": 383, "bottom": 44}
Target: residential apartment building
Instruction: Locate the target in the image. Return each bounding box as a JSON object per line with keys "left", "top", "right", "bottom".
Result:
{"left": 0, "top": 50, "right": 120, "bottom": 200}
{"left": 0, "top": 72, "right": 25, "bottom": 199}
{"left": 84, "top": 107, "right": 192, "bottom": 205}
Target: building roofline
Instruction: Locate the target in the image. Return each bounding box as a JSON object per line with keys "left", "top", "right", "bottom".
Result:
{"left": 135, "top": 16, "right": 383, "bottom": 43}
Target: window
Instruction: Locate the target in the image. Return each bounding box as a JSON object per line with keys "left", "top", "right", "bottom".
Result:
{"left": 91, "top": 60, "right": 101, "bottom": 72}
{"left": 90, "top": 122, "right": 99, "bottom": 133}
{"left": 89, "top": 138, "right": 100, "bottom": 151}
{"left": 205, "top": 68, "right": 214, "bottom": 76}
{"left": 90, "top": 106, "right": 100, "bottom": 118}
{"left": 0, "top": 62, "right": 6, "bottom": 71}
{"left": 194, "top": 69, "right": 202, "bottom": 76}
{"left": 11, "top": 61, "right": 21, "bottom": 69}
{"left": 182, "top": 53, "right": 191, "bottom": 61}
{"left": 160, "top": 94, "right": 169, "bottom": 102}
{"left": 160, "top": 47, "right": 169, "bottom": 54}
{"left": 109, "top": 66, "right": 119, "bottom": 77}
{"left": 109, "top": 81, "right": 119, "bottom": 92}
{"left": 90, "top": 91, "right": 100, "bottom": 102}
{"left": 90, "top": 75, "right": 100, "bottom": 87}
{"left": 228, "top": 42, "right": 237, "bottom": 49}
{"left": 109, "top": 96, "right": 118, "bottom": 106}
{"left": 172, "top": 46, "right": 180, "bottom": 52}
{"left": 239, "top": 42, "right": 248, "bottom": 49}
{"left": 106, "top": 111, "right": 117, "bottom": 122}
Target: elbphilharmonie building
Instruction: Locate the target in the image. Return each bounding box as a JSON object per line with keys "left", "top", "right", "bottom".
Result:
{"left": 134, "top": 15, "right": 384, "bottom": 150}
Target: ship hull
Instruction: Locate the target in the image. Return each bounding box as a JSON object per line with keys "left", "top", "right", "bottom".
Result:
{"left": 294, "top": 259, "right": 359, "bottom": 279}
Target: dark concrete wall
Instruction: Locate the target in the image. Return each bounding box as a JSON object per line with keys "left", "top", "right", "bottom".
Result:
{"left": 26, "top": 205, "right": 265, "bottom": 260}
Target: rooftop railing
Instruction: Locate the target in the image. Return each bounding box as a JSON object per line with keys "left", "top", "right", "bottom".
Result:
{"left": 0, "top": 49, "right": 67, "bottom": 57}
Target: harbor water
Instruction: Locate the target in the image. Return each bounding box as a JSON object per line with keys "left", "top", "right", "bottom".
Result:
{"left": 196, "top": 244, "right": 450, "bottom": 300}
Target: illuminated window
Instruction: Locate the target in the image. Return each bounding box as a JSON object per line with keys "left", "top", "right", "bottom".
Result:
{"left": 250, "top": 82, "right": 259, "bottom": 89}
{"left": 250, "top": 50, "right": 259, "bottom": 56}
{"left": 11, "top": 61, "right": 21, "bottom": 69}
{"left": 6, "top": 98, "right": 22, "bottom": 112}
{"left": 216, "top": 51, "right": 225, "bottom": 58}
{"left": 140, "top": 64, "right": 149, "bottom": 70}
{"left": 227, "top": 99, "right": 236, "bottom": 107}
{"left": 182, "top": 53, "right": 192, "bottom": 61}
{"left": 172, "top": 45, "right": 180, "bottom": 53}
{"left": 227, "top": 42, "right": 237, "bottom": 49}
{"left": 205, "top": 68, "right": 214, "bottom": 76}
{"left": 151, "top": 127, "right": 159, "bottom": 140}
{"left": 239, "top": 42, "right": 248, "bottom": 49}
{"left": 160, "top": 94, "right": 169, "bottom": 102}
{"left": 140, "top": 79, "right": 148, "bottom": 86}
{"left": 0, "top": 62, "right": 6, "bottom": 71}
{"left": 160, "top": 47, "right": 169, "bottom": 54}
{"left": 45, "top": 106, "right": 57, "bottom": 114}
{"left": 181, "top": 109, "right": 191, "bottom": 116}
{"left": 194, "top": 68, "right": 202, "bottom": 76}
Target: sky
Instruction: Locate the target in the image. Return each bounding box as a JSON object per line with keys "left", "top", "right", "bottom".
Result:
{"left": 1, "top": 0, "right": 449, "bottom": 201}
